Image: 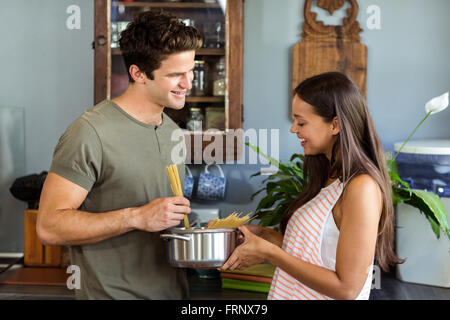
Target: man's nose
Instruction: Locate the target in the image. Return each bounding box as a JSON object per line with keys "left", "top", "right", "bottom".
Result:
{"left": 180, "top": 74, "right": 192, "bottom": 90}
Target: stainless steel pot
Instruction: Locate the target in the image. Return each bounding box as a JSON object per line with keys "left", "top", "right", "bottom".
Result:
{"left": 160, "top": 227, "right": 238, "bottom": 268}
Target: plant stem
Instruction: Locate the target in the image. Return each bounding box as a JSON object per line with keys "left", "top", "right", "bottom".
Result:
{"left": 393, "top": 111, "right": 432, "bottom": 161}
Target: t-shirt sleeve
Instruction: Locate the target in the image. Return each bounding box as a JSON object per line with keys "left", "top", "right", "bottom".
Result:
{"left": 49, "top": 118, "right": 102, "bottom": 191}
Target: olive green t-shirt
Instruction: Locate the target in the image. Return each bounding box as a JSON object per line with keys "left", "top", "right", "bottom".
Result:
{"left": 49, "top": 100, "right": 188, "bottom": 300}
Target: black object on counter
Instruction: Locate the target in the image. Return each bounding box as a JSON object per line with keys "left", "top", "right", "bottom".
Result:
{"left": 9, "top": 171, "right": 48, "bottom": 209}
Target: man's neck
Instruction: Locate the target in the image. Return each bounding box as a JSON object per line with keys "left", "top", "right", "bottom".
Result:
{"left": 112, "top": 85, "right": 164, "bottom": 126}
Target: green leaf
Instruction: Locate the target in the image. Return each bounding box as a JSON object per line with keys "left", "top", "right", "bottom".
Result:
{"left": 290, "top": 153, "right": 305, "bottom": 163}
{"left": 250, "top": 188, "right": 266, "bottom": 201}
{"left": 245, "top": 142, "right": 306, "bottom": 228}
{"left": 257, "top": 201, "right": 291, "bottom": 226}
{"left": 392, "top": 187, "right": 411, "bottom": 206}
{"left": 410, "top": 190, "right": 449, "bottom": 235}
{"left": 425, "top": 214, "right": 442, "bottom": 239}
{"left": 401, "top": 190, "right": 449, "bottom": 239}
{"left": 250, "top": 171, "right": 261, "bottom": 179}
{"left": 266, "top": 182, "right": 280, "bottom": 196}
{"left": 255, "top": 193, "right": 285, "bottom": 212}
{"left": 386, "top": 159, "right": 399, "bottom": 174}
{"left": 389, "top": 171, "right": 412, "bottom": 195}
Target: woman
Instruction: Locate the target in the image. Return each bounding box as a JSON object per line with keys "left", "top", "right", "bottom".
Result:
{"left": 219, "top": 72, "right": 403, "bottom": 300}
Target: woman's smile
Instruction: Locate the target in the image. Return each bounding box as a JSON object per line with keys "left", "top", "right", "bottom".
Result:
{"left": 298, "top": 137, "right": 307, "bottom": 146}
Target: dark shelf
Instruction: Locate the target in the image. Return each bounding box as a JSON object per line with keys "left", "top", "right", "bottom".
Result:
{"left": 112, "top": 1, "right": 221, "bottom": 9}
{"left": 111, "top": 48, "right": 225, "bottom": 56}
{"left": 186, "top": 96, "right": 224, "bottom": 103}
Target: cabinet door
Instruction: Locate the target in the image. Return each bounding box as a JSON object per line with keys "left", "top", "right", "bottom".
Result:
{"left": 94, "top": 0, "right": 243, "bottom": 162}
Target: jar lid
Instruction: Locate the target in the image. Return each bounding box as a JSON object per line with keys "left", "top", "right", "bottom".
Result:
{"left": 195, "top": 60, "right": 205, "bottom": 64}
{"left": 190, "top": 107, "right": 202, "bottom": 111}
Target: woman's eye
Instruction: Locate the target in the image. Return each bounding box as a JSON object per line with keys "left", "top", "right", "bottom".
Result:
{"left": 297, "top": 123, "right": 304, "bottom": 127}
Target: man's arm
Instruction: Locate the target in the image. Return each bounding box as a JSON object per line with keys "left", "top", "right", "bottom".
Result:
{"left": 36, "top": 172, "right": 191, "bottom": 246}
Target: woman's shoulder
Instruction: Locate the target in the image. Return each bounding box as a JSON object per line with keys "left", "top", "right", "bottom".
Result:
{"left": 346, "top": 174, "right": 379, "bottom": 188}
{"left": 342, "top": 174, "right": 382, "bottom": 205}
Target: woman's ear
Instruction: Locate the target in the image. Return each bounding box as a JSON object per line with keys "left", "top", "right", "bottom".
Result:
{"left": 331, "top": 116, "right": 340, "bottom": 135}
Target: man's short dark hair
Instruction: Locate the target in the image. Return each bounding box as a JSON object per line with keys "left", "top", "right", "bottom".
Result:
{"left": 119, "top": 10, "right": 203, "bottom": 82}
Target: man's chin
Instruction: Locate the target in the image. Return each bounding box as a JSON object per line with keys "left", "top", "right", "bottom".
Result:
{"left": 164, "top": 104, "right": 186, "bottom": 111}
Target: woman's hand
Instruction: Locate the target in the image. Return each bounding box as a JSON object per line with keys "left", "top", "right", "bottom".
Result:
{"left": 236, "top": 224, "right": 265, "bottom": 245}
{"left": 219, "top": 225, "right": 272, "bottom": 271}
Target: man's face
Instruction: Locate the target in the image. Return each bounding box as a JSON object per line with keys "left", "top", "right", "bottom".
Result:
{"left": 144, "top": 50, "right": 195, "bottom": 110}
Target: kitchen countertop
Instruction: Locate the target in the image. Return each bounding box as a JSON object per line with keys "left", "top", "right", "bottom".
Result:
{"left": 0, "top": 265, "right": 267, "bottom": 300}
{"left": 0, "top": 264, "right": 449, "bottom": 300}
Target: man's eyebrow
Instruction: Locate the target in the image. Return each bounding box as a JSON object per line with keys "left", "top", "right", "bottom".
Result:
{"left": 167, "top": 68, "right": 195, "bottom": 76}
{"left": 293, "top": 114, "right": 304, "bottom": 119}
{"left": 167, "top": 72, "right": 185, "bottom": 76}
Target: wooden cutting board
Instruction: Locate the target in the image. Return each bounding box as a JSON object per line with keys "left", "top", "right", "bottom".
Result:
{"left": 292, "top": 0, "right": 367, "bottom": 97}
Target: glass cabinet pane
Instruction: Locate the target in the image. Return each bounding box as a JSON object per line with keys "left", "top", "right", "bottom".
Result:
{"left": 110, "top": 0, "right": 227, "bottom": 132}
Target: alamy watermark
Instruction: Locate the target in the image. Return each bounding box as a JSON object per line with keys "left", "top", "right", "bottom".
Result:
{"left": 66, "top": 265, "right": 81, "bottom": 290}
{"left": 371, "top": 265, "right": 381, "bottom": 290}
{"left": 366, "top": 5, "right": 381, "bottom": 30}
{"left": 66, "top": 5, "right": 81, "bottom": 30}
{"left": 170, "top": 126, "right": 280, "bottom": 168}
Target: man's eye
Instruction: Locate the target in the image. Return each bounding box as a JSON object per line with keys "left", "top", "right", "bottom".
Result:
{"left": 298, "top": 123, "right": 304, "bottom": 127}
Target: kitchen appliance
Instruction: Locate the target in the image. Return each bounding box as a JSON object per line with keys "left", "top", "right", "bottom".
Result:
{"left": 9, "top": 171, "right": 47, "bottom": 209}
{"left": 160, "top": 227, "right": 238, "bottom": 268}
{"left": 395, "top": 139, "right": 450, "bottom": 288}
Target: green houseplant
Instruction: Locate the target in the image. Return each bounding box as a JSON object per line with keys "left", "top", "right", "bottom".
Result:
{"left": 248, "top": 92, "right": 450, "bottom": 240}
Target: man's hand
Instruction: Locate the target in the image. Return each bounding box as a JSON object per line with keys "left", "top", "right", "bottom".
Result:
{"left": 130, "top": 196, "right": 191, "bottom": 232}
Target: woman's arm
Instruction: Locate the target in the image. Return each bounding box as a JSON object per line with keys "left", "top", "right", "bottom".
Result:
{"left": 222, "top": 174, "right": 382, "bottom": 300}
{"left": 243, "top": 225, "right": 284, "bottom": 247}
{"left": 268, "top": 174, "right": 381, "bottom": 299}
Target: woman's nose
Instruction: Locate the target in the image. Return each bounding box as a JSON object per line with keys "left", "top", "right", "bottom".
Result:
{"left": 290, "top": 123, "right": 297, "bottom": 133}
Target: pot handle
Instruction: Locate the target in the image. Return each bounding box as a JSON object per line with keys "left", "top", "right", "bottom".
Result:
{"left": 160, "top": 234, "right": 191, "bottom": 241}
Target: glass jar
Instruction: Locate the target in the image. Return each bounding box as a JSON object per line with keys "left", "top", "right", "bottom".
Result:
{"left": 203, "top": 21, "right": 225, "bottom": 49}
{"left": 205, "top": 106, "right": 225, "bottom": 130}
{"left": 213, "top": 57, "right": 226, "bottom": 96}
{"left": 192, "top": 60, "right": 209, "bottom": 96}
{"left": 186, "top": 107, "right": 204, "bottom": 131}
{"left": 111, "top": 22, "right": 119, "bottom": 48}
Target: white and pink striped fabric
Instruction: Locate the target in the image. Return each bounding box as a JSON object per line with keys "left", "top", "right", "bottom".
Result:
{"left": 268, "top": 179, "right": 373, "bottom": 300}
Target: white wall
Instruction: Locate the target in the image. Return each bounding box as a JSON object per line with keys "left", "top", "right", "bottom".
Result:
{"left": 0, "top": 0, "right": 93, "bottom": 252}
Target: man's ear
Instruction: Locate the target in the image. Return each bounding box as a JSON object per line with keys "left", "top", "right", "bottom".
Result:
{"left": 331, "top": 116, "right": 340, "bottom": 135}
{"left": 129, "top": 64, "right": 146, "bottom": 84}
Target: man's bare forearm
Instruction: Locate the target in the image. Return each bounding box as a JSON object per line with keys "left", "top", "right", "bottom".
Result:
{"left": 37, "top": 207, "right": 139, "bottom": 246}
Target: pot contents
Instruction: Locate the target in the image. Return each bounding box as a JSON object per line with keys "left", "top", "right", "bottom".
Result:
{"left": 207, "top": 212, "right": 253, "bottom": 229}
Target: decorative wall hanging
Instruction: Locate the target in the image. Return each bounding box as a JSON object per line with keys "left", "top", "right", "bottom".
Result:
{"left": 292, "top": 0, "right": 367, "bottom": 96}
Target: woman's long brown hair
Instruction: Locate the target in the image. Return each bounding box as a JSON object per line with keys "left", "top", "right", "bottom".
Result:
{"left": 280, "top": 72, "right": 403, "bottom": 272}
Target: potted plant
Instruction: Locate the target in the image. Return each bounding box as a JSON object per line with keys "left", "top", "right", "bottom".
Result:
{"left": 248, "top": 92, "right": 450, "bottom": 240}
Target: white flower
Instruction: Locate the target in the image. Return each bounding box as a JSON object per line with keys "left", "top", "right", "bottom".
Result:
{"left": 425, "top": 92, "right": 449, "bottom": 115}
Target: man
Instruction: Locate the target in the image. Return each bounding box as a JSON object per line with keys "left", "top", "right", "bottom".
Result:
{"left": 37, "top": 10, "right": 202, "bottom": 299}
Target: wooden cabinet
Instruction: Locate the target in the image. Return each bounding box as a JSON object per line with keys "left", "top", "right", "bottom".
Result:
{"left": 24, "top": 210, "right": 70, "bottom": 267}
{"left": 94, "top": 0, "right": 244, "bottom": 162}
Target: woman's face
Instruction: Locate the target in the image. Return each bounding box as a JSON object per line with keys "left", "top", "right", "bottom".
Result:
{"left": 290, "top": 95, "right": 339, "bottom": 160}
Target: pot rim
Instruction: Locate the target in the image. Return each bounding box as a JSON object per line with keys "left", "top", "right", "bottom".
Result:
{"left": 166, "top": 227, "right": 237, "bottom": 234}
